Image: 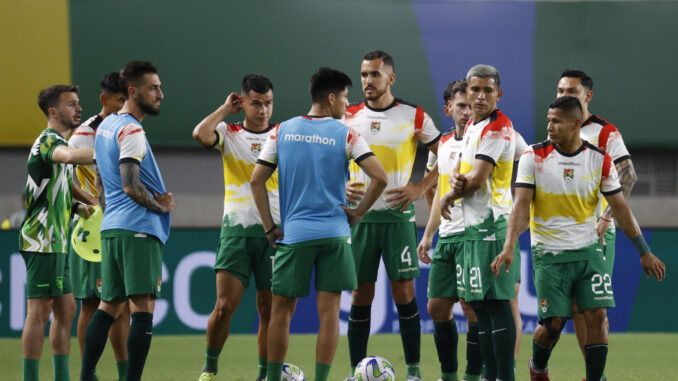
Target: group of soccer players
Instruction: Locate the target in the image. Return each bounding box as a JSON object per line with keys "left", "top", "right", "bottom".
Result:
{"left": 18, "top": 50, "right": 666, "bottom": 381}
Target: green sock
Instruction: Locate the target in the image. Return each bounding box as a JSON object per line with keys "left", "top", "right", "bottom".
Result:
{"left": 81, "top": 309, "right": 116, "bottom": 381}
{"left": 203, "top": 346, "right": 222, "bottom": 373}
{"left": 487, "top": 300, "right": 516, "bottom": 381}
{"left": 433, "top": 319, "right": 458, "bottom": 375}
{"left": 117, "top": 360, "right": 128, "bottom": 381}
{"left": 267, "top": 361, "right": 283, "bottom": 381}
{"left": 441, "top": 371, "right": 458, "bottom": 381}
{"left": 347, "top": 305, "right": 371, "bottom": 368}
{"left": 470, "top": 302, "right": 496, "bottom": 381}
{"left": 532, "top": 340, "right": 553, "bottom": 372}
{"left": 52, "top": 354, "right": 70, "bottom": 381}
{"left": 258, "top": 356, "right": 267, "bottom": 378}
{"left": 514, "top": 358, "right": 517, "bottom": 375}
{"left": 314, "top": 362, "right": 332, "bottom": 381}
{"left": 406, "top": 363, "right": 420, "bottom": 377}
{"left": 127, "top": 312, "right": 153, "bottom": 381}
{"left": 602, "top": 371, "right": 607, "bottom": 380}
{"left": 396, "top": 298, "right": 421, "bottom": 372}
{"left": 350, "top": 366, "right": 356, "bottom": 376}
{"left": 465, "top": 322, "right": 483, "bottom": 379}
{"left": 23, "top": 358, "right": 39, "bottom": 381}
{"left": 585, "top": 344, "right": 608, "bottom": 381}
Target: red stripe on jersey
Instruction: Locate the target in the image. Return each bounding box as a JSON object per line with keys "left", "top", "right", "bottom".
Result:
{"left": 345, "top": 102, "right": 366, "bottom": 117}
{"left": 414, "top": 106, "right": 425, "bottom": 134}
{"left": 73, "top": 131, "right": 94, "bottom": 136}
{"left": 117, "top": 127, "right": 142, "bottom": 144}
{"left": 480, "top": 111, "right": 513, "bottom": 140}
{"left": 440, "top": 133, "right": 454, "bottom": 144}
{"left": 347, "top": 128, "right": 362, "bottom": 146}
{"left": 602, "top": 152, "right": 613, "bottom": 178}
{"left": 597, "top": 123, "right": 618, "bottom": 152}
{"left": 533, "top": 144, "right": 555, "bottom": 160}
{"left": 269, "top": 124, "right": 280, "bottom": 140}
{"left": 227, "top": 123, "right": 242, "bottom": 132}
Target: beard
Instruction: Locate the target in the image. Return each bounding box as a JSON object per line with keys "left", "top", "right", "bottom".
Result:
{"left": 364, "top": 86, "right": 387, "bottom": 101}
{"left": 58, "top": 112, "right": 80, "bottom": 130}
{"left": 137, "top": 95, "right": 160, "bottom": 116}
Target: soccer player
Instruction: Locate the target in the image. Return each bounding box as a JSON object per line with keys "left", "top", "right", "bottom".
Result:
{"left": 69, "top": 71, "right": 130, "bottom": 381}
{"left": 251, "top": 67, "right": 388, "bottom": 381}
{"left": 20, "top": 84, "right": 95, "bottom": 381}
{"left": 556, "top": 69, "right": 637, "bottom": 380}
{"left": 344, "top": 50, "right": 441, "bottom": 381}
{"left": 80, "top": 61, "right": 175, "bottom": 381}
{"left": 440, "top": 64, "right": 517, "bottom": 381}
{"left": 492, "top": 96, "right": 666, "bottom": 381}
{"left": 418, "top": 79, "right": 483, "bottom": 381}
{"left": 192, "top": 74, "right": 278, "bottom": 381}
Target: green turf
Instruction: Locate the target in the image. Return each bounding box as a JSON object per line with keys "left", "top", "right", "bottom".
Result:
{"left": 1, "top": 333, "right": 676, "bottom": 380}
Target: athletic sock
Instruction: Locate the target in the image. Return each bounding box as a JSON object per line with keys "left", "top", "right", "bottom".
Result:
{"left": 347, "top": 305, "right": 371, "bottom": 368}
{"left": 441, "top": 371, "right": 458, "bottom": 381}
{"left": 81, "top": 309, "right": 116, "bottom": 380}
{"left": 487, "top": 300, "right": 516, "bottom": 381}
{"left": 202, "top": 345, "right": 222, "bottom": 374}
{"left": 267, "top": 361, "right": 283, "bottom": 381}
{"left": 585, "top": 343, "right": 608, "bottom": 381}
{"left": 470, "top": 302, "right": 496, "bottom": 381}
{"left": 52, "top": 354, "right": 70, "bottom": 381}
{"left": 531, "top": 341, "right": 553, "bottom": 372}
{"left": 433, "top": 319, "right": 459, "bottom": 375}
{"left": 23, "top": 358, "right": 39, "bottom": 381}
{"left": 396, "top": 298, "right": 421, "bottom": 374}
{"left": 126, "top": 312, "right": 153, "bottom": 381}
{"left": 465, "top": 322, "right": 483, "bottom": 379}
{"left": 314, "top": 362, "right": 331, "bottom": 381}
{"left": 116, "top": 360, "right": 128, "bottom": 381}
{"left": 406, "top": 363, "right": 421, "bottom": 378}
{"left": 258, "top": 356, "right": 267, "bottom": 379}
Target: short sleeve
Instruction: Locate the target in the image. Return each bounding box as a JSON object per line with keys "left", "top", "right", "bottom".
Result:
{"left": 40, "top": 132, "right": 67, "bottom": 163}
{"left": 426, "top": 151, "right": 437, "bottom": 171}
{"left": 414, "top": 107, "right": 441, "bottom": 146}
{"left": 601, "top": 153, "right": 622, "bottom": 195}
{"left": 346, "top": 128, "right": 373, "bottom": 163}
{"left": 213, "top": 122, "right": 227, "bottom": 152}
{"left": 69, "top": 126, "right": 95, "bottom": 149}
{"left": 118, "top": 124, "right": 147, "bottom": 164}
{"left": 515, "top": 147, "right": 535, "bottom": 188}
{"left": 476, "top": 123, "right": 514, "bottom": 166}
{"left": 601, "top": 125, "right": 631, "bottom": 164}
{"left": 257, "top": 124, "right": 279, "bottom": 167}
{"left": 514, "top": 131, "right": 528, "bottom": 161}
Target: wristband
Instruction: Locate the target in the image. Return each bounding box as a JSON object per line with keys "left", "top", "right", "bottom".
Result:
{"left": 265, "top": 226, "right": 276, "bottom": 235}
{"left": 631, "top": 235, "right": 651, "bottom": 256}
{"left": 71, "top": 202, "right": 81, "bottom": 217}
{"left": 600, "top": 217, "right": 612, "bottom": 223}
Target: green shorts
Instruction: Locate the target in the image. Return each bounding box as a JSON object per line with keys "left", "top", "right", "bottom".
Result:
{"left": 427, "top": 232, "right": 465, "bottom": 299}
{"left": 21, "top": 252, "right": 73, "bottom": 298}
{"left": 464, "top": 239, "right": 517, "bottom": 301}
{"left": 70, "top": 245, "right": 103, "bottom": 299}
{"left": 514, "top": 242, "right": 522, "bottom": 284}
{"left": 272, "top": 237, "right": 357, "bottom": 298}
{"left": 534, "top": 254, "right": 615, "bottom": 321}
{"left": 351, "top": 221, "right": 419, "bottom": 283}
{"left": 101, "top": 229, "right": 163, "bottom": 302}
{"left": 215, "top": 235, "right": 275, "bottom": 290}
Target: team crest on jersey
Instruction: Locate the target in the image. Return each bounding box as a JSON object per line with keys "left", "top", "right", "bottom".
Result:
{"left": 450, "top": 150, "right": 457, "bottom": 161}
{"left": 370, "top": 121, "right": 381, "bottom": 135}
{"left": 96, "top": 279, "right": 102, "bottom": 293}
{"left": 540, "top": 298, "right": 549, "bottom": 313}
{"left": 156, "top": 278, "right": 162, "bottom": 292}
{"left": 251, "top": 143, "right": 262, "bottom": 155}
{"left": 563, "top": 168, "right": 574, "bottom": 182}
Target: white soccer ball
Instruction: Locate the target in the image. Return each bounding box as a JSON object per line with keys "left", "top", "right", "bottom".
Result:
{"left": 281, "top": 363, "right": 305, "bottom": 381}
{"left": 354, "top": 356, "right": 396, "bottom": 381}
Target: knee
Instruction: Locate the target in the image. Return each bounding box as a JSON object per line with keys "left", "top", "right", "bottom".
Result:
{"left": 214, "top": 297, "right": 238, "bottom": 320}
{"left": 585, "top": 308, "right": 607, "bottom": 327}
{"left": 351, "top": 283, "right": 375, "bottom": 305}
{"left": 542, "top": 317, "right": 567, "bottom": 340}
{"left": 427, "top": 300, "right": 452, "bottom": 322}
{"left": 257, "top": 302, "right": 271, "bottom": 323}
{"left": 390, "top": 281, "right": 414, "bottom": 305}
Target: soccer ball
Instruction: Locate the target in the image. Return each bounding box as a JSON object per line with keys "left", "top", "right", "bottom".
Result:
{"left": 281, "top": 363, "right": 305, "bottom": 381}
{"left": 354, "top": 356, "right": 395, "bottom": 381}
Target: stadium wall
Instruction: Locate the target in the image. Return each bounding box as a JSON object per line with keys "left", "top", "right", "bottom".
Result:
{"left": 1, "top": 229, "right": 675, "bottom": 337}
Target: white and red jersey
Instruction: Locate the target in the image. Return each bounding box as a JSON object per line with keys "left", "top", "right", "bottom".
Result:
{"left": 459, "top": 110, "right": 515, "bottom": 240}
{"left": 436, "top": 130, "right": 465, "bottom": 237}
{"left": 69, "top": 114, "right": 103, "bottom": 197}
{"left": 344, "top": 98, "right": 441, "bottom": 222}
{"left": 516, "top": 140, "right": 622, "bottom": 258}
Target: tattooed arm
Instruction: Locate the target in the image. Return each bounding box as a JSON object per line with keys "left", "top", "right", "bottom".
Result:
{"left": 598, "top": 158, "right": 637, "bottom": 239}
{"left": 120, "top": 162, "right": 174, "bottom": 213}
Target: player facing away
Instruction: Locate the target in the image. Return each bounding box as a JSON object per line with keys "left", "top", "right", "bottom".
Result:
{"left": 491, "top": 96, "right": 666, "bottom": 381}
{"left": 556, "top": 69, "right": 637, "bottom": 381}
{"left": 418, "top": 79, "right": 484, "bottom": 381}
{"left": 20, "top": 84, "right": 95, "bottom": 381}
{"left": 192, "top": 74, "right": 278, "bottom": 381}
{"left": 251, "top": 67, "right": 388, "bottom": 381}
{"left": 80, "top": 61, "right": 175, "bottom": 381}
{"left": 344, "top": 50, "right": 441, "bottom": 381}
{"left": 69, "top": 71, "right": 130, "bottom": 381}
{"left": 439, "top": 64, "right": 517, "bottom": 381}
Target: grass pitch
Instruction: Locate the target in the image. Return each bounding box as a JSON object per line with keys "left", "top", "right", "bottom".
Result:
{"left": 0, "top": 333, "right": 676, "bottom": 380}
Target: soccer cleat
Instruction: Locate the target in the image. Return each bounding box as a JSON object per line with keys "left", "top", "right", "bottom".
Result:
{"left": 342, "top": 377, "right": 358, "bottom": 381}
{"left": 198, "top": 372, "right": 217, "bottom": 381}
{"left": 405, "top": 377, "right": 422, "bottom": 381}
{"left": 255, "top": 378, "right": 266, "bottom": 381}
{"left": 529, "top": 357, "right": 550, "bottom": 381}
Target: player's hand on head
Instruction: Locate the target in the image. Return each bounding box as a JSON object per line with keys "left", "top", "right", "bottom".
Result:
{"left": 152, "top": 190, "right": 175, "bottom": 213}
{"left": 346, "top": 181, "right": 366, "bottom": 204}
{"left": 640, "top": 253, "right": 666, "bottom": 281}
{"left": 384, "top": 182, "right": 423, "bottom": 212}
{"left": 417, "top": 238, "right": 432, "bottom": 264}
{"left": 491, "top": 249, "right": 514, "bottom": 276}
{"left": 224, "top": 92, "right": 243, "bottom": 115}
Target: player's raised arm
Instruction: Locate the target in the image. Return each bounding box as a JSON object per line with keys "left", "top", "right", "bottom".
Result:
{"left": 192, "top": 92, "right": 242, "bottom": 147}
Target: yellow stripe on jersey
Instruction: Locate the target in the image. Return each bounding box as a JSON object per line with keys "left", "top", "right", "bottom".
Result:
{"left": 76, "top": 166, "right": 97, "bottom": 198}
{"left": 223, "top": 153, "right": 278, "bottom": 191}
{"left": 364, "top": 140, "right": 417, "bottom": 174}
{"left": 533, "top": 187, "right": 598, "bottom": 224}
{"left": 439, "top": 173, "right": 451, "bottom": 198}
{"left": 491, "top": 158, "right": 513, "bottom": 207}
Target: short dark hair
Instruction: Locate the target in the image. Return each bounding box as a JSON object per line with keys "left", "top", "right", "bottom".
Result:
{"left": 363, "top": 50, "right": 395, "bottom": 70}
{"left": 548, "top": 96, "right": 583, "bottom": 120}
{"left": 119, "top": 61, "right": 158, "bottom": 97}
{"left": 443, "top": 79, "right": 468, "bottom": 103}
{"left": 37, "top": 84, "right": 79, "bottom": 117}
{"left": 100, "top": 72, "right": 123, "bottom": 94}
{"left": 241, "top": 73, "right": 274, "bottom": 95}
{"left": 309, "top": 67, "right": 352, "bottom": 103}
{"left": 560, "top": 69, "right": 593, "bottom": 90}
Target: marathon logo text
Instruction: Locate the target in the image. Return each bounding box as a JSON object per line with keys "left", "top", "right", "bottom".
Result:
{"left": 284, "top": 133, "right": 336, "bottom": 146}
